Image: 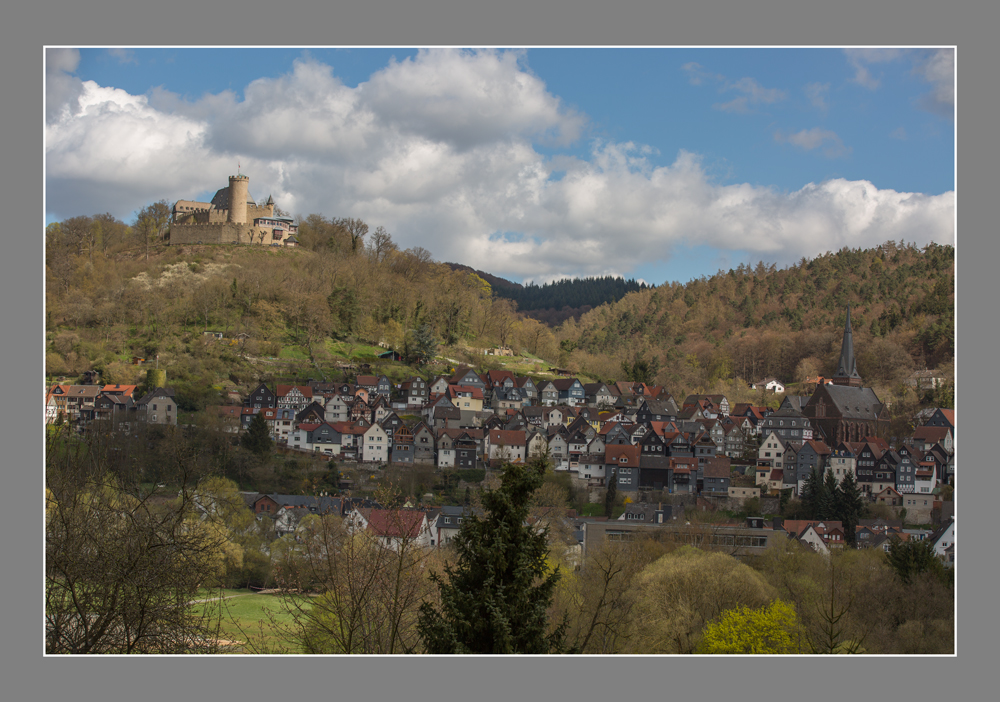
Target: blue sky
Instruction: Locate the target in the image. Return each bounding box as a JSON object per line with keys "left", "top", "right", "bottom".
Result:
{"left": 46, "top": 47, "right": 954, "bottom": 286}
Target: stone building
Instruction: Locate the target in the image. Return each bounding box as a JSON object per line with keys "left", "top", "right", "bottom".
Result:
{"left": 170, "top": 173, "right": 299, "bottom": 247}
{"left": 802, "top": 307, "right": 889, "bottom": 444}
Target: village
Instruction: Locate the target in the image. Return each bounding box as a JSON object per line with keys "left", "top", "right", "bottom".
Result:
{"left": 44, "top": 308, "right": 956, "bottom": 565}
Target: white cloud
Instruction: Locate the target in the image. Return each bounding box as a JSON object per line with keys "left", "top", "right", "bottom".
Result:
{"left": 844, "top": 48, "right": 906, "bottom": 89}
{"left": 46, "top": 51, "right": 954, "bottom": 282}
{"left": 107, "top": 48, "right": 137, "bottom": 65}
{"left": 775, "top": 127, "right": 851, "bottom": 158}
{"left": 46, "top": 48, "right": 83, "bottom": 123}
{"left": 890, "top": 126, "right": 908, "bottom": 140}
{"left": 844, "top": 48, "right": 953, "bottom": 118}
{"left": 914, "top": 48, "right": 954, "bottom": 118}
{"left": 805, "top": 82, "right": 829, "bottom": 111}
{"left": 714, "top": 77, "right": 786, "bottom": 113}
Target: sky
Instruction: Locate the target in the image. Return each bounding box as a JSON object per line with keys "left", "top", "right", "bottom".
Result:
{"left": 45, "top": 47, "right": 955, "bottom": 286}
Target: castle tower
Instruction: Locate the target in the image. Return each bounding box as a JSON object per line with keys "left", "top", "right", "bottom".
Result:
{"left": 227, "top": 174, "right": 250, "bottom": 224}
{"left": 831, "top": 305, "right": 862, "bottom": 387}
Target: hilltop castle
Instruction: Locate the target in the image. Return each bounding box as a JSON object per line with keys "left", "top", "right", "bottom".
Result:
{"left": 170, "top": 174, "right": 299, "bottom": 247}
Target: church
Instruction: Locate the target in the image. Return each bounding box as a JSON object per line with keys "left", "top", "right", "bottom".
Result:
{"left": 802, "top": 307, "right": 890, "bottom": 444}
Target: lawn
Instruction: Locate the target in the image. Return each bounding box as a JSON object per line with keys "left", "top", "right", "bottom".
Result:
{"left": 192, "top": 589, "right": 308, "bottom": 654}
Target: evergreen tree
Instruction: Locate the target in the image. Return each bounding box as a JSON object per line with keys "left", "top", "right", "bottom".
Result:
{"left": 605, "top": 469, "right": 618, "bottom": 518}
{"left": 241, "top": 412, "right": 273, "bottom": 456}
{"left": 834, "top": 471, "right": 865, "bottom": 545}
{"left": 885, "top": 537, "right": 948, "bottom": 585}
{"left": 819, "top": 468, "right": 839, "bottom": 519}
{"left": 800, "top": 467, "right": 822, "bottom": 518}
{"left": 417, "top": 457, "right": 569, "bottom": 654}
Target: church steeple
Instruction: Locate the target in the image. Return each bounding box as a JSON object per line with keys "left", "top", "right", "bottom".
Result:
{"left": 832, "top": 306, "right": 862, "bottom": 387}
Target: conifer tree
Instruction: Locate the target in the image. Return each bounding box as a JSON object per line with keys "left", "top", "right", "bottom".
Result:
{"left": 605, "top": 469, "right": 618, "bottom": 519}
{"left": 241, "top": 412, "right": 273, "bottom": 456}
{"left": 834, "top": 471, "right": 865, "bottom": 545}
{"left": 800, "top": 466, "right": 821, "bottom": 518}
{"left": 417, "top": 457, "right": 569, "bottom": 654}
{"left": 820, "top": 468, "right": 839, "bottom": 519}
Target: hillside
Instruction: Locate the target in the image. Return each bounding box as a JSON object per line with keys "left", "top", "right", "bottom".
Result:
{"left": 445, "top": 263, "right": 648, "bottom": 325}
{"left": 550, "top": 241, "right": 954, "bottom": 414}
{"left": 46, "top": 210, "right": 953, "bottom": 421}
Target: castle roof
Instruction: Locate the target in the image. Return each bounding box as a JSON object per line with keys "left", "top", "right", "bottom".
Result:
{"left": 211, "top": 187, "right": 256, "bottom": 210}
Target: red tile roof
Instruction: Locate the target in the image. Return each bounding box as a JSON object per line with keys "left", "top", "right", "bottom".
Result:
{"left": 366, "top": 509, "right": 427, "bottom": 538}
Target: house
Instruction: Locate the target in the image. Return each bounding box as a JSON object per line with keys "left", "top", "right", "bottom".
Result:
{"left": 390, "top": 424, "right": 415, "bottom": 464}
{"left": 134, "top": 387, "right": 177, "bottom": 426}
{"left": 448, "top": 385, "right": 484, "bottom": 412}
{"left": 759, "top": 405, "right": 813, "bottom": 443}
{"left": 702, "top": 456, "right": 731, "bottom": 495}
{"left": 751, "top": 377, "right": 786, "bottom": 393}
{"left": 551, "top": 378, "right": 586, "bottom": 407}
{"left": 433, "top": 505, "right": 482, "bottom": 548}
{"left": 929, "top": 518, "right": 955, "bottom": 568}
{"left": 400, "top": 377, "right": 430, "bottom": 407}
{"left": 411, "top": 422, "right": 436, "bottom": 464}
{"left": 606, "top": 445, "right": 641, "bottom": 493}
{"left": 243, "top": 383, "right": 276, "bottom": 410}
{"left": 362, "top": 509, "right": 434, "bottom": 551}
{"left": 488, "top": 429, "right": 527, "bottom": 464}
{"left": 275, "top": 385, "right": 314, "bottom": 412}
{"left": 584, "top": 382, "right": 616, "bottom": 408}
{"left": 670, "top": 457, "right": 696, "bottom": 494}
{"left": 361, "top": 423, "right": 389, "bottom": 463}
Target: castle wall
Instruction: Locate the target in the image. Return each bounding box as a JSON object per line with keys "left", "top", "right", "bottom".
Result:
{"left": 169, "top": 222, "right": 275, "bottom": 246}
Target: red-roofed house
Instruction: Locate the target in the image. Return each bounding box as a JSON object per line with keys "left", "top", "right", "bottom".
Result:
{"left": 364, "top": 509, "right": 433, "bottom": 551}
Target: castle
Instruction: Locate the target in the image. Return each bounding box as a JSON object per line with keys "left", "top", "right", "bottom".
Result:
{"left": 169, "top": 174, "right": 299, "bottom": 247}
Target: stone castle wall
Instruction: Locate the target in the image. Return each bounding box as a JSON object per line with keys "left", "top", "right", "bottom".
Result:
{"left": 169, "top": 221, "right": 273, "bottom": 246}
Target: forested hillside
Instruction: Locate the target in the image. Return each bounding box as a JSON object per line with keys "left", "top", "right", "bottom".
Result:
{"left": 551, "top": 241, "right": 953, "bottom": 414}
{"left": 45, "top": 206, "right": 953, "bottom": 421}
{"left": 445, "top": 264, "right": 649, "bottom": 325}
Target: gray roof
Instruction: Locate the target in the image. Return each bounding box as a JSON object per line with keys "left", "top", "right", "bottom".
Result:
{"left": 211, "top": 186, "right": 256, "bottom": 209}
{"left": 819, "top": 384, "right": 885, "bottom": 420}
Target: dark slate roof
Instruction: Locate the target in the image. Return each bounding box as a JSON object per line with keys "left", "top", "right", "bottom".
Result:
{"left": 211, "top": 186, "right": 256, "bottom": 209}
{"left": 833, "top": 306, "right": 862, "bottom": 381}
{"left": 820, "top": 384, "right": 885, "bottom": 420}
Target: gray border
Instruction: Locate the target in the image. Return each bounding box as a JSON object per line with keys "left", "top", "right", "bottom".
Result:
{"left": 14, "top": 0, "right": 985, "bottom": 700}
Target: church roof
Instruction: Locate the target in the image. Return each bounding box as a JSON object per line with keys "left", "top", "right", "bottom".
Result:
{"left": 833, "top": 306, "right": 862, "bottom": 381}
{"left": 815, "top": 384, "right": 884, "bottom": 420}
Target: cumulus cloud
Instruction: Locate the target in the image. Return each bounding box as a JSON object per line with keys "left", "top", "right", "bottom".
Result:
{"left": 775, "top": 127, "right": 851, "bottom": 158}
{"left": 46, "top": 48, "right": 83, "bottom": 123}
{"left": 46, "top": 50, "right": 953, "bottom": 282}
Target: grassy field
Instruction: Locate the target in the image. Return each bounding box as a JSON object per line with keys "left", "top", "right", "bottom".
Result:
{"left": 193, "top": 589, "right": 307, "bottom": 654}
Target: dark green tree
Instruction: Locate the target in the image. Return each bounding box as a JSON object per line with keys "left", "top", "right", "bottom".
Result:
{"left": 241, "top": 412, "right": 273, "bottom": 456}
{"left": 885, "top": 537, "right": 947, "bottom": 585}
{"left": 407, "top": 323, "right": 438, "bottom": 367}
{"left": 834, "top": 471, "right": 865, "bottom": 545}
{"left": 605, "top": 469, "right": 618, "bottom": 519}
{"left": 800, "top": 466, "right": 822, "bottom": 518}
{"left": 819, "top": 468, "right": 839, "bottom": 519}
{"left": 417, "top": 457, "right": 569, "bottom": 654}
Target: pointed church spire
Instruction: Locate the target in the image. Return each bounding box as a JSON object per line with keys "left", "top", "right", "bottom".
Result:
{"left": 832, "top": 305, "right": 862, "bottom": 386}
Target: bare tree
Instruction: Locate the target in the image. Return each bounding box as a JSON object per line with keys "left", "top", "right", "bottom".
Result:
{"left": 45, "top": 428, "right": 228, "bottom": 654}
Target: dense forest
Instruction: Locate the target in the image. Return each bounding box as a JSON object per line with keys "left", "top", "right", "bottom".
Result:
{"left": 550, "top": 241, "right": 954, "bottom": 417}
{"left": 445, "top": 264, "right": 649, "bottom": 325}
{"left": 45, "top": 206, "right": 953, "bottom": 424}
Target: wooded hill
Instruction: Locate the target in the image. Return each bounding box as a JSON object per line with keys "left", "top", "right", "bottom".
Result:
{"left": 550, "top": 240, "right": 954, "bottom": 415}
{"left": 445, "top": 263, "right": 649, "bottom": 325}
{"left": 45, "top": 207, "right": 953, "bottom": 420}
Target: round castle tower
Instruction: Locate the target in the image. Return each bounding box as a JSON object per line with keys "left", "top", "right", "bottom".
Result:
{"left": 227, "top": 175, "right": 250, "bottom": 224}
